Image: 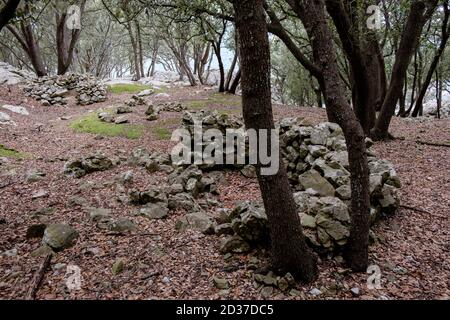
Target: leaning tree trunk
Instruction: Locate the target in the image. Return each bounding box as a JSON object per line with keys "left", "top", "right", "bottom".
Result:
{"left": 228, "top": 69, "right": 241, "bottom": 94}
{"left": 290, "top": 0, "right": 371, "bottom": 271}
{"left": 233, "top": 0, "right": 318, "bottom": 282}
{"left": 372, "top": 0, "right": 435, "bottom": 140}
{"left": 412, "top": 2, "right": 450, "bottom": 117}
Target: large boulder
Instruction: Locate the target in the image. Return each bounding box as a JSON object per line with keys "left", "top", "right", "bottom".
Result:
{"left": 42, "top": 224, "right": 79, "bottom": 251}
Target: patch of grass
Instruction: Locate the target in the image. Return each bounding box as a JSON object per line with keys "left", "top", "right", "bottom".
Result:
{"left": 152, "top": 118, "right": 180, "bottom": 140}
{"left": 70, "top": 112, "right": 143, "bottom": 139}
{"left": 107, "top": 83, "right": 153, "bottom": 94}
{"left": 0, "top": 144, "right": 28, "bottom": 158}
{"left": 187, "top": 92, "right": 242, "bottom": 114}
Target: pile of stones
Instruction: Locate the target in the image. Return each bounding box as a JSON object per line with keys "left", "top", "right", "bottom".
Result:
{"left": 178, "top": 110, "right": 245, "bottom": 169}
{"left": 215, "top": 118, "right": 401, "bottom": 254}
{"left": 75, "top": 78, "right": 107, "bottom": 105}
{"left": 64, "top": 154, "right": 116, "bottom": 178}
{"left": 23, "top": 73, "right": 107, "bottom": 106}
{"left": 155, "top": 102, "right": 186, "bottom": 113}
{"left": 125, "top": 89, "right": 154, "bottom": 107}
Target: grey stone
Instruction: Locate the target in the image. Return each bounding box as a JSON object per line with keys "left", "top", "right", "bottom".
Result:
{"left": 42, "top": 224, "right": 79, "bottom": 251}
{"left": 298, "top": 170, "right": 335, "bottom": 197}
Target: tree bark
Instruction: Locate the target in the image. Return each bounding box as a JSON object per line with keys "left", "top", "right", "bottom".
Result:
{"left": 0, "top": 0, "right": 21, "bottom": 32}
{"left": 288, "top": 0, "right": 370, "bottom": 271}
{"left": 372, "top": 0, "right": 436, "bottom": 140}
{"left": 412, "top": 1, "right": 450, "bottom": 117}
{"left": 233, "top": 0, "right": 318, "bottom": 282}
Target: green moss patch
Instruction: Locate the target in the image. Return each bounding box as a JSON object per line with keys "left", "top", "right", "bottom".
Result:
{"left": 152, "top": 118, "right": 180, "bottom": 141}
{"left": 70, "top": 112, "right": 143, "bottom": 139}
{"left": 107, "top": 83, "right": 153, "bottom": 95}
{"left": 0, "top": 144, "right": 28, "bottom": 158}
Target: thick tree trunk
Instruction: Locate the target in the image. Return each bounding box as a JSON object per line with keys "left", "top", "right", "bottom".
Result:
{"left": 289, "top": 0, "right": 370, "bottom": 271}
{"left": 7, "top": 22, "right": 47, "bottom": 77}
{"left": 233, "top": 0, "right": 318, "bottom": 282}
{"left": 372, "top": 0, "right": 435, "bottom": 140}
{"left": 0, "top": 0, "right": 21, "bottom": 32}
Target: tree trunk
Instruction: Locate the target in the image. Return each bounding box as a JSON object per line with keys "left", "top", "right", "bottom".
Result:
{"left": 372, "top": 0, "right": 435, "bottom": 140}
{"left": 228, "top": 68, "right": 241, "bottom": 94}
{"left": 289, "top": 0, "right": 370, "bottom": 271}
{"left": 7, "top": 21, "right": 47, "bottom": 77}
{"left": 233, "top": 0, "right": 317, "bottom": 282}
{"left": 212, "top": 42, "right": 225, "bottom": 92}
{"left": 0, "top": 0, "right": 21, "bottom": 32}
{"left": 135, "top": 20, "right": 145, "bottom": 79}
{"left": 412, "top": 2, "right": 450, "bottom": 117}
{"left": 225, "top": 49, "right": 238, "bottom": 91}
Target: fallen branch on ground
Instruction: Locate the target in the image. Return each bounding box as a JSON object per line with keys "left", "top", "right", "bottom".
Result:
{"left": 416, "top": 140, "right": 450, "bottom": 148}
{"left": 26, "top": 253, "right": 52, "bottom": 300}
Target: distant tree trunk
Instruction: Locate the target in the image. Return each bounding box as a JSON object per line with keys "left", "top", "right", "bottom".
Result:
{"left": 290, "top": 0, "right": 370, "bottom": 271}
{"left": 135, "top": 19, "right": 145, "bottom": 78}
{"left": 228, "top": 68, "right": 241, "bottom": 94}
{"left": 372, "top": 0, "right": 436, "bottom": 140}
{"left": 233, "top": 0, "right": 318, "bottom": 282}
{"left": 0, "top": 0, "right": 21, "bottom": 32}
{"left": 412, "top": 1, "right": 450, "bottom": 117}
{"left": 225, "top": 49, "right": 238, "bottom": 91}
{"left": 212, "top": 42, "right": 225, "bottom": 92}
{"left": 435, "top": 69, "right": 442, "bottom": 119}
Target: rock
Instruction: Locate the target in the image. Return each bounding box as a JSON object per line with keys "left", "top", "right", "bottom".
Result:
{"left": 26, "top": 224, "right": 47, "bottom": 239}
{"left": 350, "top": 287, "right": 361, "bottom": 297}
{"left": 335, "top": 184, "right": 351, "bottom": 200}
{"left": 299, "top": 213, "right": 316, "bottom": 229}
{"left": 117, "top": 171, "right": 134, "bottom": 185}
{"left": 241, "top": 165, "right": 257, "bottom": 178}
{"left": 315, "top": 215, "right": 349, "bottom": 242}
{"left": 116, "top": 106, "right": 132, "bottom": 114}
{"left": 277, "top": 277, "right": 290, "bottom": 291}
{"left": 298, "top": 170, "right": 335, "bottom": 197}
{"left": 138, "top": 203, "right": 169, "bottom": 220}
{"left": 175, "top": 212, "right": 216, "bottom": 234}
{"left": 42, "top": 224, "right": 79, "bottom": 251}
{"left": 137, "top": 89, "right": 154, "bottom": 97}
{"left": 88, "top": 208, "right": 112, "bottom": 222}
{"left": 98, "top": 112, "right": 114, "bottom": 123}
{"left": 219, "top": 235, "right": 251, "bottom": 254}
{"left": 0, "top": 111, "right": 16, "bottom": 126}
{"left": 316, "top": 197, "right": 350, "bottom": 223}
{"left": 115, "top": 116, "right": 129, "bottom": 124}
{"left": 168, "top": 193, "right": 198, "bottom": 211}
{"left": 261, "top": 286, "right": 274, "bottom": 298}
{"left": 379, "top": 184, "right": 400, "bottom": 214}
{"left": 1, "top": 104, "right": 29, "bottom": 115}
{"left": 111, "top": 259, "right": 125, "bottom": 275}
{"left": 25, "top": 170, "right": 46, "bottom": 183}
{"left": 32, "top": 190, "right": 49, "bottom": 200}
{"left": 64, "top": 154, "right": 114, "bottom": 178}
{"left": 215, "top": 223, "right": 234, "bottom": 236}
{"left": 108, "top": 219, "right": 137, "bottom": 233}
{"left": 68, "top": 195, "right": 89, "bottom": 207}
{"left": 213, "top": 277, "right": 229, "bottom": 290}
{"left": 309, "top": 288, "right": 322, "bottom": 296}
{"left": 231, "top": 202, "right": 268, "bottom": 243}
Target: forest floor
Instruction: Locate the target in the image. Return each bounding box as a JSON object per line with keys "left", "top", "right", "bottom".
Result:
{"left": 0, "top": 83, "right": 449, "bottom": 300}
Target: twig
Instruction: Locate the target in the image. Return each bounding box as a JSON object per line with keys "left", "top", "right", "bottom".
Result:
{"left": 416, "top": 140, "right": 450, "bottom": 148}
{"left": 26, "top": 253, "right": 52, "bottom": 300}
{"left": 400, "top": 205, "right": 447, "bottom": 219}
{"left": 139, "top": 270, "right": 162, "bottom": 280}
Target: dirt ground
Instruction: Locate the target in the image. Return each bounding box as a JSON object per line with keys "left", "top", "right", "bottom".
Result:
{"left": 0, "top": 83, "right": 449, "bottom": 300}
